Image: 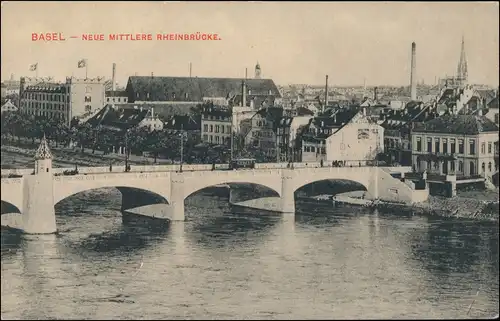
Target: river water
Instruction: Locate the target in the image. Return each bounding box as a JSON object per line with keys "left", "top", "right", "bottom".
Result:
{"left": 1, "top": 188, "right": 499, "bottom": 319}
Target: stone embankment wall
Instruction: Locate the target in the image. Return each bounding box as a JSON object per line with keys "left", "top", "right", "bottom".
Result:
{"left": 412, "top": 196, "right": 499, "bottom": 221}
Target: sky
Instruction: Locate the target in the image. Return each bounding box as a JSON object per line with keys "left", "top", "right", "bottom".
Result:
{"left": 1, "top": 1, "right": 499, "bottom": 87}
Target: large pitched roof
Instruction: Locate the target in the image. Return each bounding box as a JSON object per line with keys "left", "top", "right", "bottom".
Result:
{"left": 412, "top": 115, "right": 499, "bottom": 135}
{"left": 86, "top": 104, "right": 149, "bottom": 130}
{"left": 126, "top": 76, "right": 281, "bottom": 102}
{"left": 108, "top": 102, "right": 200, "bottom": 120}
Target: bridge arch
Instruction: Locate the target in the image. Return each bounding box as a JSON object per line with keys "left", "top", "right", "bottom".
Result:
{"left": 1, "top": 200, "right": 22, "bottom": 215}
{"left": 289, "top": 167, "right": 375, "bottom": 196}
{"left": 181, "top": 170, "right": 283, "bottom": 201}
{"left": 53, "top": 174, "right": 172, "bottom": 209}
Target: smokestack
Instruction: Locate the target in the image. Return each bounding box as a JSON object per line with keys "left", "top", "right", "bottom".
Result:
{"left": 111, "top": 63, "right": 116, "bottom": 91}
{"left": 245, "top": 68, "right": 248, "bottom": 79}
{"left": 410, "top": 42, "right": 417, "bottom": 101}
{"left": 374, "top": 87, "right": 378, "bottom": 101}
{"left": 325, "top": 75, "right": 329, "bottom": 110}
{"left": 241, "top": 80, "right": 247, "bottom": 107}
{"left": 189, "top": 63, "right": 192, "bottom": 77}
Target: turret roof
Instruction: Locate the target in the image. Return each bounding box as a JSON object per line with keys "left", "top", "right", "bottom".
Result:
{"left": 34, "top": 134, "right": 53, "bottom": 160}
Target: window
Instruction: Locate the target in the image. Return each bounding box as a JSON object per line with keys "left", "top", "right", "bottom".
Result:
{"left": 435, "top": 138, "right": 440, "bottom": 153}
{"left": 442, "top": 138, "right": 448, "bottom": 154}
{"left": 489, "top": 162, "right": 492, "bottom": 172}
{"left": 482, "top": 162, "right": 486, "bottom": 173}
{"left": 215, "top": 136, "right": 220, "bottom": 144}
{"left": 221, "top": 126, "right": 225, "bottom": 134}
{"left": 84, "top": 105, "right": 91, "bottom": 112}
{"left": 459, "top": 161, "right": 463, "bottom": 172}
{"left": 203, "top": 134, "right": 208, "bottom": 141}
{"left": 488, "top": 142, "right": 492, "bottom": 154}
{"left": 450, "top": 161, "right": 455, "bottom": 171}
{"left": 215, "top": 125, "right": 220, "bottom": 133}
{"left": 469, "top": 139, "right": 476, "bottom": 155}
{"left": 209, "top": 125, "right": 213, "bottom": 132}
{"left": 450, "top": 138, "right": 456, "bottom": 154}
{"left": 416, "top": 137, "right": 421, "bottom": 152}
{"left": 227, "top": 125, "right": 231, "bottom": 133}
{"left": 470, "top": 161, "right": 475, "bottom": 175}
{"left": 209, "top": 135, "right": 213, "bottom": 143}
{"left": 203, "top": 124, "right": 208, "bottom": 132}
{"left": 481, "top": 142, "right": 486, "bottom": 154}
{"left": 427, "top": 138, "right": 432, "bottom": 152}
{"left": 85, "top": 96, "right": 91, "bottom": 103}
{"left": 458, "top": 139, "right": 464, "bottom": 154}
{"left": 427, "top": 161, "right": 431, "bottom": 170}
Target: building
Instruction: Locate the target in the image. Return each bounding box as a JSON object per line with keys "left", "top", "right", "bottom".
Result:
{"left": 105, "top": 90, "right": 129, "bottom": 104}
{"left": 0, "top": 99, "right": 18, "bottom": 114}
{"left": 411, "top": 115, "right": 499, "bottom": 178}
{"left": 201, "top": 104, "right": 232, "bottom": 145}
{"left": 484, "top": 97, "right": 499, "bottom": 124}
{"left": 380, "top": 101, "right": 440, "bottom": 165}
{"left": 325, "top": 110, "right": 384, "bottom": 163}
{"left": 124, "top": 76, "right": 281, "bottom": 107}
{"left": 19, "top": 77, "right": 105, "bottom": 124}
{"left": 297, "top": 107, "right": 384, "bottom": 163}
{"left": 87, "top": 104, "right": 165, "bottom": 132}
{"left": 241, "top": 107, "right": 284, "bottom": 160}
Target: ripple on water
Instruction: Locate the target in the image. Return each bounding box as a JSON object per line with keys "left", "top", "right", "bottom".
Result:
{"left": 1, "top": 192, "right": 499, "bottom": 319}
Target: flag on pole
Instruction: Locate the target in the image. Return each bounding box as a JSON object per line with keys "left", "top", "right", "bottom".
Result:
{"left": 29, "top": 63, "right": 38, "bottom": 71}
{"left": 77, "top": 59, "right": 87, "bottom": 68}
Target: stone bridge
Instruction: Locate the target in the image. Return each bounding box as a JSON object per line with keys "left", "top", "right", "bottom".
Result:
{"left": 1, "top": 164, "right": 429, "bottom": 234}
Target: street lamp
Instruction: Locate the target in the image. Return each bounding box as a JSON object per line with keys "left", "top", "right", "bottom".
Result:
{"left": 124, "top": 128, "right": 130, "bottom": 172}
{"left": 179, "top": 123, "right": 185, "bottom": 172}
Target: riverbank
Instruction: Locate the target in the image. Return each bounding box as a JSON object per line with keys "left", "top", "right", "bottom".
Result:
{"left": 1, "top": 141, "right": 172, "bottom": 169}
{"left": 335, "top": 190, "right": 499, "bottom": 222}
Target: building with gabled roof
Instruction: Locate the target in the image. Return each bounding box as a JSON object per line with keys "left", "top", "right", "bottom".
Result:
{"left": 125, "top": 76, "right": 281, "bottom": 106}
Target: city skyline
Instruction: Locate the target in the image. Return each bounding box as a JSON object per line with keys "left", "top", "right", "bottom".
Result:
{"left": 1, "top": 2, "right": 499, "bottom": 87}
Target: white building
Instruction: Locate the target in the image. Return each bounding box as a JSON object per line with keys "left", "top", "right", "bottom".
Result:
{"left": 1, "top": 99, "right": 18, "bottom": 114}
{"left": 325, "top": 112, "right": 384, "bottom": 162}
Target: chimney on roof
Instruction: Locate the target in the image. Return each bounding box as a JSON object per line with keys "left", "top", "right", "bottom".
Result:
{"left": 410, "top": 42, "right": 417, "bottom": 101}
{"left": 111, "top": 63, "right": 116, "bottom": 91}
{"left": 325, "top": 75, "right": 329, "bottom": 112}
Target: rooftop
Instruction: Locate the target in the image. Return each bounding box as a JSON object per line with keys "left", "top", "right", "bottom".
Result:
{"left": 126, "top": 76, "right": 281, "bottom": 102}
{"left": 412, "top": 114, "right": 499, "bottom": 135}
{"left": 86, "top": 104, "right": 149, "bottom": 131}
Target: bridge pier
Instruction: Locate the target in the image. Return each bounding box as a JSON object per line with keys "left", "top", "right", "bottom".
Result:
{"left": 170, "top": 174, "right": 186, "bottom": 221}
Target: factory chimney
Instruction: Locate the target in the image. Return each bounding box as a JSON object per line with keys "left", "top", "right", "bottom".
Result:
{"left": 111, "top": 63, "right": 116, "bottom": 91}
{"left": 410, "top": 42, "right": 417, "bottom": 101}
{"left": 241, "top": 80, "right": 247, "bottom": 107}
{"left": 374, "top": 86, "right": 378, "bottom": 101}
{"left": 325, "top": 75, "right": 329, "bottom": 111}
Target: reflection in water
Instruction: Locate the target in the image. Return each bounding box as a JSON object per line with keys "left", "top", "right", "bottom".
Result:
{"left": 1, "top": 189, "right": 499, "bottom": 319}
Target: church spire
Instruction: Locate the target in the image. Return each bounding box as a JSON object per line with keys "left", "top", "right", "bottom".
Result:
{"left": 456, "top": 35, "right": 468, "bottom": 86}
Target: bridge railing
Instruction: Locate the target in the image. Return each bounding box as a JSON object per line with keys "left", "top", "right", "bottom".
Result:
{"left": 1, "top": 160, "right": 408, "bottom": 177}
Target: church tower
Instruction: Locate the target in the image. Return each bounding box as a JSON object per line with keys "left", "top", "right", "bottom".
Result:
{"left": 34, "top": 134, "right": 53, "bottom": 174}
{"left": 456, "top": 35, "right": 468, "bottom": 86}
{"left": 254, "top": 62, "right": 261, "bottom": 79}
